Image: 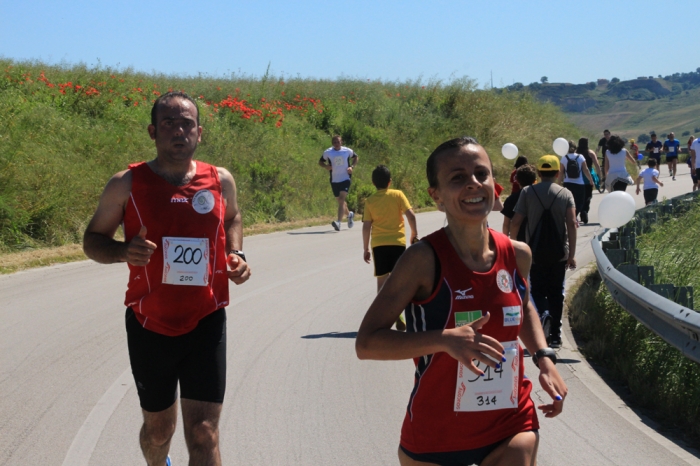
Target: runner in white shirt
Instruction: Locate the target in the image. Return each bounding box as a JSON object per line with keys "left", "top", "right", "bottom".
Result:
{"left": 635, "top": 159, "right": 664, "bottom": 205}
{"left": 319, "top": 135, "right": 358, "bottom": 231}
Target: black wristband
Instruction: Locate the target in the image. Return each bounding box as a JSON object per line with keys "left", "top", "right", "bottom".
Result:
{"left": 229, "top": 250, "right": 246, "bottom": 262}
{"left": 532, "top": 348, "right": 557, "bottom": 368}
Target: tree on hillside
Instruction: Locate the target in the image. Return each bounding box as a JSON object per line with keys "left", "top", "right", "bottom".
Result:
{"left": 638, "top": 134, "right": 651, "bottom": 144}
{"left": 611, "top": 77, "right": 620, "bottom": 84}
{"left": 540, "top": 76, "right": 548, "bottom": 84}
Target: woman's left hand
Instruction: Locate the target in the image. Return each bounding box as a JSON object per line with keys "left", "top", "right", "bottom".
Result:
{"left": 537, "top": 357, "right": 567, "bottom": 418}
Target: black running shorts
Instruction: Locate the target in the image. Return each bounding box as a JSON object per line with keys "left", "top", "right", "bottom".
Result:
{"left": 643, "top": 188, "right": 658, "bottom": 205}
{"left": 372, "top": 245, "right": 406, "bottom": 277}
{"left": 330, "top": 179, "right": 351, "bottom": 197}
{"left": 125, "top": 307, "right": 227, "bottom": 412}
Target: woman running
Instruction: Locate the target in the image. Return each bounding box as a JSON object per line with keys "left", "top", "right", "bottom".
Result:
{"left": 356, "top": 137, "right": 567, "bottom": 466}
{"left": 604, "top": 135, "right": 637, "bottom": 192}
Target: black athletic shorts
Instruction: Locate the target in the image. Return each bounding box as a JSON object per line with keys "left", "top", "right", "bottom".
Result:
{"left": 125, "top": 307, "right": 227, "bottom": 412}
{"left": 331, "top": 179, "right": 351, "bottom": 197}
{"left": 372, "top": 245, "right": 406, "bottom": 277}
{"left": 643, "top": 188, "right": 658, "bottom": 205}
{"left": 400, "top": 430, "right": 537, "bottom": 465}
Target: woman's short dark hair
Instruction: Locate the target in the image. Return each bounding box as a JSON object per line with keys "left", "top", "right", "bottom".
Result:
{"left": 515, "top": 164, "right": 537, "bottom": 187}
{"left": 607, "top": 135, "right": 625, "bottom": 154}
{"left": 577, "top": 137, "right": 590, "bottom": 155}
{"left": 514, "top": 155, "right": 528, "bottom": 169}
{"left": 372, "top": 165, "right": 391, "bottom": 189}
{"left": 426, "top": 136, "right": 480, "bottom": 188}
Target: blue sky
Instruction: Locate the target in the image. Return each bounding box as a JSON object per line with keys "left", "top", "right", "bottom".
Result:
{"left": 1, "top": 0, "right": 696, "bottom": 87}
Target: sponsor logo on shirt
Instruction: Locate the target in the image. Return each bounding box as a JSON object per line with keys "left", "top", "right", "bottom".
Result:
{"left": 503, "top": 306, "right": 521, "bottom": 326}
{"left": 170, "top": 195, "right": 189, "bottom": 203}
{"left": 192, "top": 189, "right": 215, "bottom": 214}
{"left": 496, "top": 269, "right": 513, "bottom": 293}
{"left": 455, "top": 288, "right": 474, "bottom": 300}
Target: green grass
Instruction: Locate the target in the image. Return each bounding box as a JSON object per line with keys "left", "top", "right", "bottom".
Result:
{"left": 0, "top": 58, "right": 582, "bottom": 252}
{"left": 567, "top": 205, "right": 700, "bottom": 448}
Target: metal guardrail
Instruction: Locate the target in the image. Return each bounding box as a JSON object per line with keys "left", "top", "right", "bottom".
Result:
{"left": 592, "top": 193, "right": 700, "bottom": 364}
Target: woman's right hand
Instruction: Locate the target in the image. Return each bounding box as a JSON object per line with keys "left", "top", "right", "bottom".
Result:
{"left": 442, "top": 313, "right": 505, "bottom": 376}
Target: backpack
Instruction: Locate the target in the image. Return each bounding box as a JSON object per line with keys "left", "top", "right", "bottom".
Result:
{"left": 564, "top": 155, "right": 581, "bottom": 179}
{"left": 528, "top": 187, "right": 565, "bottom": 266}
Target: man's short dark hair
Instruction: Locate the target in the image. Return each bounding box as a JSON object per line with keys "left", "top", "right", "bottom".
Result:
{"left": 514, "top": 155, "right": 528, "bottom": 169}
{"left": 426, "top": 136, "right": 481, "bottom": 188}
{"left": 151, "top": 91, "right": 200, "bottom": 128}
{"left": 604, "top": 129, "right": 610, "bottom": 134}
{"left": 515, "top": 164, "right": 537, "bottom": 187}
{"left": 538, "top": 170, "right": 559, "bottom": 179}
{"left": 372, "top": 165, "right": 391, "bottom": 189}
{"left": 607, "top": 135, "right": 625, "bottom": 154}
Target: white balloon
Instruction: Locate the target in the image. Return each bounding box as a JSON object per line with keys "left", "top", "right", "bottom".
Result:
{"left": 501, "top": 143, "right": 519, "bottom": 160}
{"left": 552, "top": 138, "right": 569, "bottom": 156}
{"left": 598, "top": 191, "right": 636, "bottom": 229}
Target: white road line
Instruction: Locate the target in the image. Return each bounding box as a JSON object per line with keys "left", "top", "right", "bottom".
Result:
{"left": 61, "top": 368, "right": 133, "bottom": 466}
{"left": 61, "top": 256, "right": 355, "bottom": 464}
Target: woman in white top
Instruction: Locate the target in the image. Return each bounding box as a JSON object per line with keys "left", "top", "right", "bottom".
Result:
{"left": 604, "top": 135, "right": 637, "bottom": 192}
{"left": 559, "top": 140, "right": 594, "bottom": 219}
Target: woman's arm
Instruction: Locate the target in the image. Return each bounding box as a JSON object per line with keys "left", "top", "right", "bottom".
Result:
{"left": 356, "top": 242, "right": 505, "bottom": 375}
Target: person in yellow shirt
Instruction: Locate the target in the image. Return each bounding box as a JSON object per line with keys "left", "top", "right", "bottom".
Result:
{"left": 363, "top": 165, "right": 418, "bottom": 331}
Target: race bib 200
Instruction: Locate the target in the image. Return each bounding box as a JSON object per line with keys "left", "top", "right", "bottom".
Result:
{"left": 162, "top": 237, "right": 209, "bottom": 286}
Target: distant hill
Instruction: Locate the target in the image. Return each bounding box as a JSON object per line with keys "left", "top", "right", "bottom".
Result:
{"left": 501, "top": 69, "right": 700, "bottom": 142}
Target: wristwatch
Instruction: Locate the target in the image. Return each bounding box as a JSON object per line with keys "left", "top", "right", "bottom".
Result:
{"left": 532, "top": 348, "right": 557, "bottom": 368}
{"left": 229, "top": 250, "right": 247, "bottom": 262}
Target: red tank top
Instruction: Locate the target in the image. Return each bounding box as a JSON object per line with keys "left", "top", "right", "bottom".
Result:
{"left": 400, "top": 228, "right": 538, "bottom": 453}
{"left": 123, "top": 161, "right": 229, "bottom": 336}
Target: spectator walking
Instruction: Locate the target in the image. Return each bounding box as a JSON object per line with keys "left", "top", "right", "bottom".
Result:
{"left": 605, "top": 135, "right": 637, "bottom": 192}
{"left": 558, "top": 140, "right": 594, "bottom": 222}
{"left": 577, "top": 137, "right": 602, "bottom": 224}
{"left": 509, "top": 155, "right": 529, "bottom": 195}
{"left": 636, "top": 159, "right": 664, "bottom": 205}
{"left": 510, "top": 155, "right": 577, "bottom": 348}
{"left": 362, "top": 165, "right": 417, "bottom": 331}
{"left": 502, "top": 164, "right": 537, "bottom": 241}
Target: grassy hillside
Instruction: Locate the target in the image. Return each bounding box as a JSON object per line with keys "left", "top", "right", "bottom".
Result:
{"left": 0, "top": 59, "right": 581, "bottom": 252}
{"left": 506, "top": 71, "right": 700, "bottom": 142}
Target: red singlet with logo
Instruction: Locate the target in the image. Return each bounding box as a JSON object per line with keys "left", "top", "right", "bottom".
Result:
{"left": 123, "top": 161, "right": 229, "bottom": 336}
{"left": 400, "top": 228, "right": 538, "bottom": 453}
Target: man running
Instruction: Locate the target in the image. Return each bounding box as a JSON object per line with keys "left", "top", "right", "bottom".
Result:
{"left": 83, "top": 91, "right": 251, "bottom": 466}
{"left": 319, "top": 135, "right": 358, "bottom": 231}
{"left": 663, "top": 132, "right": 680, "bottom": 180}
{"left": 646, "top": 133, "right": 663, "bottom": 169}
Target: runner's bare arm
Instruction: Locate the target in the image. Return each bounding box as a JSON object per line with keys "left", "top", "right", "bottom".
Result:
{"left": 218, "top": 167, "right": 251, "bottom": 284}
{"left": 509, "top": 213, "right": 525, "bottom": 240}
{"left": 511, "top": 241, "right": 567, "bottom": 417}
{"left": 404, "top": 209, "right": 417, "bottom": 243}
{"left": 83, "top": 170, "right": 157, "bottom": 266}
{"left": 362, "top": 221, "right": 372, "bottom": 263}
{"left": 318, "top": 155, "right": 331, "bottom": 171}
{"left": 356, "top": 243, "right": 505, "bottom": 375}
{"left": 589, "top": 150, "right": 602, "bottom": 173}
{"left": 347, "top": 154, "right": 358, "bottom": 174}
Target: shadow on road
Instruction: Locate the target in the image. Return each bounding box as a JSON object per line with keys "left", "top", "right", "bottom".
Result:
{"left": 558, "top": 358, "right": 581, "bottom": 364}
{"left": 301, "top": 331, "right": 358, "bottom": 339}
{"left": 287, "top": 231, "right": 336, "bottom": 235}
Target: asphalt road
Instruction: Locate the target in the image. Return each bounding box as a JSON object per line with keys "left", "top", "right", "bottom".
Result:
{"left": 1, "top": 164, "right": 700, "bottom": 465}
